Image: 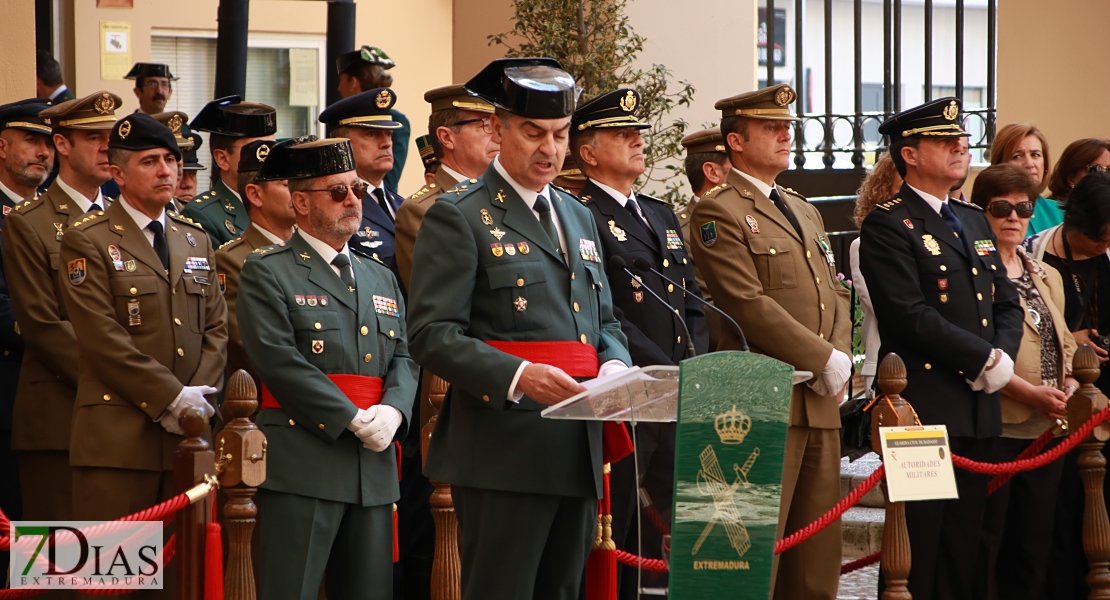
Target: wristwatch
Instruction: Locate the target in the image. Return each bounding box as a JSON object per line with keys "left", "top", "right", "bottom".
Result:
{"left": 984, "top": 348, "right": 1000, "bottom": 371}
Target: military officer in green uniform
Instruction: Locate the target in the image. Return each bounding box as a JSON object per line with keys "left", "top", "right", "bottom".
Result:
{"left": 215, "top": 139, "right": 290, "bottom": 387}
{"left": 237, "top": 136, "right": 418, "bottom": 600}
{"left": 124, "top": 63, "right": 177, "bottom": 116}
{"left": 182, "top": 96, "right": 277, "bottom": 247}
{"left": 408, "top": 58, "right": 633, "bottom": 600}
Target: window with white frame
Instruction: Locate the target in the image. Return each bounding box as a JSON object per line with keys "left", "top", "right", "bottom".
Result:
{"left": 151, "top": 31, "right": 326, "bottom": 187}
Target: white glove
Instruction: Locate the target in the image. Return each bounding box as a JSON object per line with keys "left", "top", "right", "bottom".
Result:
{"left": 597, "top": 360, "right": 634, "bottom": 378}
{"left": 969, "top": 349, "right": 1015, "bottom": 394}
{"left": 808, "top": 349, "right": 853, "bottom": 398}
{"left": 347, "top": 407, "right": 376, "bottom": 432}
{"left": 158, "top": 412, "right": 184, "bottom": 435}
{"left": 169, "top": 385, "right": 217, "bottom": 420}
{"left": 354, "top": 405, "right": 403, "bottom": 452}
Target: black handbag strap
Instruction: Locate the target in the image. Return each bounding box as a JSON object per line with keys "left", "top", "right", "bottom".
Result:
{"left": 1062, "top": 230, "right": 1099, "bottom": 332}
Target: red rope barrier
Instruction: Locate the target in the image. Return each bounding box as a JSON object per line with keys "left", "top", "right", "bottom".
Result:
{"left": 614, "top": 549, "right": 668, "bottom": 572}
{"left": 775, "top": 464, "right": 885, "bottom": 555}
{"left": 841, "top": 551, "right": 881, "bottom": 575}
{"left": 954, "top": 407, "right": 1110, "bottom": 476}
{"left": 986, "top": 426, "right": 1056, "bottom": 495}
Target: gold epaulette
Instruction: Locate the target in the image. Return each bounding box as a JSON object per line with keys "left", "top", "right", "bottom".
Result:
{"left": 781, "top": 186, "right": 807, "bottom": 200}
{"left": 951, "top": 197, "right": 983, "bottom": 211}
{"left": 170, "top": 212, "right": 204, "bottom": 230}
{"left": 250, "top": 241, "right": 288, "bottom": 257}
{"left": 408, "top": 183, "right": 436, "bottom": 200}
{"left": 874, "top": 198, "right": 904, "bottom": 212}
{"left": 72, "top": 210, "right": 107, "bottom": 228}
{"left": 704, "top": 183, "right": 730, "bottom": 197}
{"left": 217, "top": 235, "right": 246, "bottom": 251}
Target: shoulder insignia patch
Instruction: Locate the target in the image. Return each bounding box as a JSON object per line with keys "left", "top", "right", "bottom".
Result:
{"left": 67, "top": 258, "right": 86, "bottom": 285}
{"left": 704, "top": 183, "right": 730, "bottom": 198}
{"left": 875, "top": 198, "right": 904, "bottom": 212}
{"left": 951, "top": 197, "right": 983, "bottom": 211}
{"left": 700, "top": 221, "right": 717, "bottom": 247}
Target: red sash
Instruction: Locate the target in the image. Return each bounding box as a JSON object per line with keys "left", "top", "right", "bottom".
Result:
{"left": 484, "top": 340, "right": 599, "bottom": 378}
{"left": 260, "top": 374, "right": 383, "bottom": 410}
{"left": 484, "top": 340, "right": 633, "bottom": 464}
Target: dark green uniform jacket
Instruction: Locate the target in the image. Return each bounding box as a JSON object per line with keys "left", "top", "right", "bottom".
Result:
{"left": 407, "top": 163, "right": 632, "bottom": 500}
{"left": 181, "top": 179, "right": 250, "bottom": 248}
{"left": 237, "top": 230, "right": 418, "bottom": 507}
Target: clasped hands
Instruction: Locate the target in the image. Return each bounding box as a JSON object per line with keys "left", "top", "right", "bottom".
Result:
{"left": 158, "top": 385, "right": 218, "bottom": 435}
{"left": 347, "top": 406, "right": 404, "bottom": 452}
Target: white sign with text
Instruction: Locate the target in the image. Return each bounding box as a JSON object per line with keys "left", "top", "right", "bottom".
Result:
{"left": 879, "top": 425, "right": 959, "bottom": 502}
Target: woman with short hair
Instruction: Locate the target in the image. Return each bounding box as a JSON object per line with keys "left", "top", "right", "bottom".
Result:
{"left": 989, "top": 123, "right": 1055, "bottom": 235}
{"left": 1045, "top": 138, "right": 1110, "bottom": 208}
{"left": 971, "top": 163, "right": 1076, "bottom": 600}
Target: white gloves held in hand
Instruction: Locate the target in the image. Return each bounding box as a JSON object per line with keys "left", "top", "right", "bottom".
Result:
{"left": 809, "top": 349, "right": 853, "bottom": 398}
{"left": 158, "top": 385, "right": 218, "bottom": 435}
{"left": 348, "top": 405, "right": 403, "bottom": 452}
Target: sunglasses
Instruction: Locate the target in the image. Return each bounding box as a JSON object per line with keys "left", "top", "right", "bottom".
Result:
{"left": 304, "top": 181, "right": 368, "bottom": 202}
{"left": 1088, "top": 165, "right": 1110, "bottom": 174}
{"left": 986, "top": 200, "right": 1035, "bottom": 219}
{"left": 454, "top": 117, "right": 493, "bottom": 134}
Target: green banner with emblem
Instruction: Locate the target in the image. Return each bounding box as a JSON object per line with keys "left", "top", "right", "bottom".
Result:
{"left": 668, "top": 351, "right": 794, "bottom": 599}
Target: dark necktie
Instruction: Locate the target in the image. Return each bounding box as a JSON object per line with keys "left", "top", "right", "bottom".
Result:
{"left": 147, "top": 221, "right": 169, "bottom": 271}
{"left": 89, "top": 202, "right": 102, "bottom": 213}
{"left": 533, "top": 196, "right": 562, "bottom": 256}
{"left": 332, "top": 253, "right": 356, "bottom": 292}
{"left": 373, "top": 188, "right": 394, "bottom": 223}
{"left": 625, "top": 197, "right": 654, "bottom": 239}
{"left": 769, "top": 188, "right": 803, "bottom": 238}
{"left": 940, "top": 202, "right": 964, "bottom": 237}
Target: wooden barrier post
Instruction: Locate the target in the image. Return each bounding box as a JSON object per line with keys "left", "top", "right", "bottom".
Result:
{"left": 216, "top": 370, "right": 267, "bottom": 600}
{"left": 1068, "top": 345, "right": 1110, "bottom": 598}
{"left": 872, "top": 353, "right": 914, "bottom": 600}
{"left": 175, "top": 407, "right": 216, "bottom": 600}
{"left": 422, "top": 374, "right": 460, "bottom": 600}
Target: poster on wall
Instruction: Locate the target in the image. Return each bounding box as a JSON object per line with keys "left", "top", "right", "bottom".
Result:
{"left": 100, "top": 21, "right": 132, "bottom": 80}
{"left": 289, "top": 48, "right": 319, "bottom": 108}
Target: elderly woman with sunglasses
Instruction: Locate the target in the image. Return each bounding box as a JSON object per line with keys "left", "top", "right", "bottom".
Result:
{"left": 971, "top": 163, "right": 1077, "bottom": 600}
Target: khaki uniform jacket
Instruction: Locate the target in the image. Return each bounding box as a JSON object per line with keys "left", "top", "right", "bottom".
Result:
{"left": 1002, "top": 251, "right": 1077, "bottom": 424}
{"left": 689, "top": 171, "right": 851, "bottom": 429}
{"left": 395, "top": 166, "right": 461, "bottom": 290}
{"left": 676, "top": 199, "right": 720, "bottom": 351}
{"left": 215, "top": 223, "right": 275, "bottom": 384}
{"left": 2, "top": 183, "right": 87, "bottom": 451}
{"left": 59, "top": 199, "right": 228, "bottom": 471}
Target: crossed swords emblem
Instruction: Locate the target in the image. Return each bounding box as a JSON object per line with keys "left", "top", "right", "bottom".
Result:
{"left": 692, "top": 444, "right": 760, "bottom": 556}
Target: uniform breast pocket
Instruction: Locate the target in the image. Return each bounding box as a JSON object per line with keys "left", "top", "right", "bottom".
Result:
{"left": 109, "top": 276, "right": 162, "bottom": 335}
{"left": 375, "top": 313, "right": 401, "bottom": 367}
{"left": 486, "top": 260, "right": 553, "bottom": 332}
{"left": 584, "top": 263, "right": 604, "bottom": 323}
{"left": 748, "top": 237, "right": 797, "bottom": 290}
{"left": 290, "top": 310, "right": 343, "bottom": 371}
{"left": 182, "top": 277, "right": 210, "bottom": 333}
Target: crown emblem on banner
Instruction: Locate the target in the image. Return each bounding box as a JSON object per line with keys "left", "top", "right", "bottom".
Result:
{"left": 715, "top": 405, "right": 752, "bottom": 445}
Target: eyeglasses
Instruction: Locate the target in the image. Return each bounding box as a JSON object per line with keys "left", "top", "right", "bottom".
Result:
{"left": 141, "top": 80, "right": 172, "bottom": 91}
{"left": 304, "top": 181, "right": 368, "bottom": 202}
{"left": 454, "top": 117, "right": 493, "bottom": 134}
{"left": 1088, "top": 164, "right": 1110, "bottom": 174}
{"left": 986, "top": 200, "right": 1035, "bottom": 219}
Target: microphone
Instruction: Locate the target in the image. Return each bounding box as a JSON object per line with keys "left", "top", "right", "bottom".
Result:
{"left": 631, "top": 256, "right": 749, "bottom": 352}
{"left": 609, "top": 255, "right": 696, "bottom": 359}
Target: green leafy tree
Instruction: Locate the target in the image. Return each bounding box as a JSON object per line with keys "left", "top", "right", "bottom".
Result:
{"left": 489, "top": 0, "right": 697, "bottom": 204}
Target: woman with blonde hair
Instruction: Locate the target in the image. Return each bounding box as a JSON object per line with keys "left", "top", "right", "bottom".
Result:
{"left": 848, "top": 152, "right": 902, "bottom": 393}
{"left": 990, "top": 123, "right": 1056, "bottom": 235}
